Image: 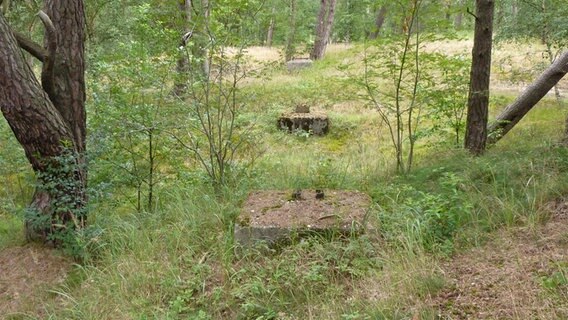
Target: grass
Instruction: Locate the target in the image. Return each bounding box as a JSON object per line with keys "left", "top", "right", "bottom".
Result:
{"left": 1, "top": 41, "right": 568, "bottom": 319}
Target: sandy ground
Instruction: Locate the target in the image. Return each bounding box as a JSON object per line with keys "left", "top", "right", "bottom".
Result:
{"left": 433, "top": 199, "right": 568, "bottom": 319}
{"left": 0, "top": 244, "right": 70, "bottom": 318}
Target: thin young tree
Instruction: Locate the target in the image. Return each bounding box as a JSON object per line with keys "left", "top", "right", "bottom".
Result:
{"left": 464, "top": 0, "right": 494, "bottom": 155}
{"left": 0, "top": 0, "right": 87, "bottom": 244}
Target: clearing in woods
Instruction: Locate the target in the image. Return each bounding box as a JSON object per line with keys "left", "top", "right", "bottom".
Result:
{"left": 0, "top": 43, "right": 567, "bottom": 319}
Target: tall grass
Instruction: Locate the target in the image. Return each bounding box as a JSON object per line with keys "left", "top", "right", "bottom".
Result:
{"left": 1, "top": 43, "right": 567, "bottom": 319}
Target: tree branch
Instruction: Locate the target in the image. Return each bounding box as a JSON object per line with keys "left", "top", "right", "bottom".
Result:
{"left": 466, "top": 7, "right": 478, "bottom": 20}
{"left": 14, "top": 31, "right": 46, "bottom": 62}
{"left": 38, "top": 10, "right": 57, "bottom": 99}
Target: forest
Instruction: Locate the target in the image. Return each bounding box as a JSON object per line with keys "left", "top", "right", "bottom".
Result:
{"left": 0, "top": 0, "right": 567, "bottom": 318}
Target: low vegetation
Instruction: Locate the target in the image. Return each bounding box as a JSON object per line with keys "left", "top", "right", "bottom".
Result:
{"left": 1, "top": 38, "right": 567, "bottom": 319}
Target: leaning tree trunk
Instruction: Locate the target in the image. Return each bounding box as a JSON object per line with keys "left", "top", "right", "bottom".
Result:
{"left": 0, "top": 1, "right": 86, "bottom": 244}
{"left": 488, "top": 51, "right": 568, "bottom": 144}
{"left": 464, "top": 0, "right": 494, "bottom": 155}
{"left": 310, "top": 0, "right": 337, "bottom": 60}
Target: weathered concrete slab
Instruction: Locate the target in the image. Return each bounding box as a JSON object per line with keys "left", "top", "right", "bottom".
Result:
{"left": 286, "top": 59, "right": 313, "bottom": 72}
{"left": 235, "top": 190, "right": 371, "bottom": 248}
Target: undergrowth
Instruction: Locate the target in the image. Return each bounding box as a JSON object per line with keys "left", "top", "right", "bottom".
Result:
{"left": 0, "top": 42, "right": 567, "bottom": 319}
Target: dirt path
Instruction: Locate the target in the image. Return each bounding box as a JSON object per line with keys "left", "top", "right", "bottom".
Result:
{"left": 0, "top": 244, "right": 71, "bottom": 318}
{"left": 433, "top": 200, "right": 568, "bottom": 319}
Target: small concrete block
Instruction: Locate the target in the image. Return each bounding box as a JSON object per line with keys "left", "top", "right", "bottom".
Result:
{"left": 235, "top": 190, "right": 372, "bottom": 248}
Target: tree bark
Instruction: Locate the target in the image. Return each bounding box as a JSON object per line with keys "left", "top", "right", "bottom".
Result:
{"left": 565, "top": 114, "right": 568, "bottom": 143}
{"left": 1, "top": 0, "right": 9, "bottom": 14}
{"left": 310, "top": 0, "right": 337, "bottom": 60}
{"left": 201, "top": 0, "right": 210, "bottom": 77}
{"left": 454, "top": 0, "right": 465, "bottom": 28}
{"left": 284, "top": 0, "right": 297, "bottom": 61}
{"left": 464, "top": 0, "right": 494, "bottom": 155}
{"left": 266, "top": 6, "right": 275, "bottom": 47}
{"left": 488, "top": 51, "right": 568, "bottom": 144}
{"left": 44, "top": 0, "right": 87, "bottom": 155}
{"left": 0, "top": 1, "right": 87, "bottom": 244}
{"left": 173, "top": 0, "right": 192, "bottom": 97}
{"left": 369, "top": 5, "right": 387, "bottom": 39}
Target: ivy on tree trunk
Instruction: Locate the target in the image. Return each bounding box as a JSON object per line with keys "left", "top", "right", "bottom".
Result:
{"left": 0, "top": 0, "right": 87, "bottom": 245}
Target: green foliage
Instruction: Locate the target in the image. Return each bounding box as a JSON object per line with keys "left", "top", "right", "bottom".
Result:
{"left": 335, "top": 0, "right": 375, "bottom": 42}
{"left": 422, "top": 53, "right": 470, "bottom": 146}
{"left": 349, "top": 0, "right": 462, "bottom": 173}
{"left": 496, "top": 0, "right": 568, "bottom": 95}
{"left": 0, "top": 118, "right": 33, "bottom": 216}
{"left": 21, "top": 150, "right": 101, "bottom": 260}
{"left": 378, "top": 169, "right": 473, "bottom": 254}
{"left": 88, "top": 38, "right": 174, "bottom": 212}
{"left": 3, "top": 0, "right": 568, "bottom": 317}
{"left": 229, "top": 236, "right": 380, "bottom": 318}
{"left": 540, "top": 264, "right": 568, "bottom": 295}
{"left": 498, "top": 0, "right": 568, "bottom": 50}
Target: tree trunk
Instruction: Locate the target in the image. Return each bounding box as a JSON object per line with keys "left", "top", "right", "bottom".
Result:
{"left": 488, "top": 51, "right": 568, "bottom": 144}
{"left": 369, "top": 5, "right": 387, "bottom": 39}
{"left": 0, "top": 1, "right": 87, "bottom": 244}
{"left": 564, "top": 114, "right": 568, "bottom": 143}
{"left": 266, "top": 6, "right": 275, "bottom": 47}
{"left": 201, "top": 0, "right": 210, "bottom": 77}
{"left": 454, "top": 12, "right": 463, "bottom": 29}
{"left": 173, "top": 0, "right": 192, "bottom": 97}
{"left": 464, "top": 0, "right": 494, "bottom": 155}
{"left": 310, "top": 0, "right": 337, "bottom": 60}
{"left": 454, "top": 0, "right": 465, "bottom": 28}
{"left": 1, "top": 0, "right": 9, "bottom": 14}
{"left": 284, "top": 0, "right": 297, "bottom": 61}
